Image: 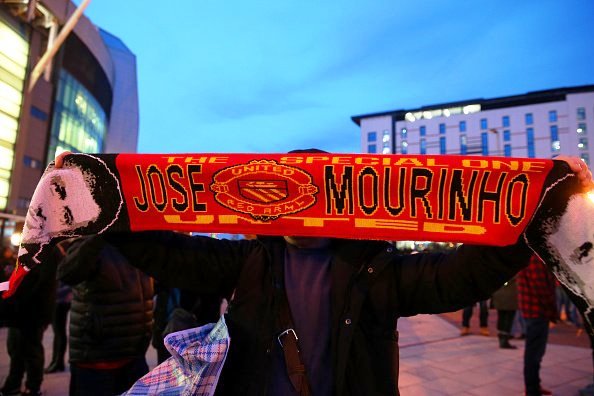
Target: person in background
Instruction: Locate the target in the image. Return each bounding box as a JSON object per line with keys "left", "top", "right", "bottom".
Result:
{"left": 0, "top": 246, "right": 58, "bottom": 396}
{"left": 518, "top": 254, "right": 558, "bottom": 396}
{"left": 59, "top": 237, "right": 154, "bottom": 396}
{"left": 460, "top": 300, "right": 490, "bottom": 336}
{"left": 491, "top": 275, "right": 518, "bottom": 349}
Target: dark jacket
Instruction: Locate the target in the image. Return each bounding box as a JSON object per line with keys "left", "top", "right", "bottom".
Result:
{"left": 65, "top": 232, "right": 531, "bottom": 395}
{"left": 58, "top": 240, "right": 154, "bottom": 363}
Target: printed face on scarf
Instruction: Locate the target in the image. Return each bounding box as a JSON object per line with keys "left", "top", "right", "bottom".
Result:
{"left": 22, "top": 166, "right": 101, "bottom": 245}
{"left": 548, "top": 194, "right": 594, "bottom": 306}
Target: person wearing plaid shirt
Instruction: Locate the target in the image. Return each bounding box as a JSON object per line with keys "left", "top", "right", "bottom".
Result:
{"left": 518, "top": 254, "right": 558, "bottom": 396}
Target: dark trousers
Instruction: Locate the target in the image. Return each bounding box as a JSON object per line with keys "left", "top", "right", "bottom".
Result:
{"left": 69, "top": 356, "right": 149, "bottom": 396}
{"left": 497, "top": 309, "right": 516, "bottom": 336}
{"left": 462, "top": 300, "right": 489, "bottom": 327}
{"left": 2, "top": 325, "right": 45, "bottom": 392}
{"left": 49, "top": 302, "right": 70, "bottom": 367}
{"left": 524, "top": 317, "right": 549, "bottom": 395}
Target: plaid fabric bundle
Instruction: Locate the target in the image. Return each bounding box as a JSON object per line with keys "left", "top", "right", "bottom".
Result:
{"left": 123, "top": 315, "right": 230, "bottom": 396}
{"left": 517, "top": 255, "right": 558, "bottom": 321}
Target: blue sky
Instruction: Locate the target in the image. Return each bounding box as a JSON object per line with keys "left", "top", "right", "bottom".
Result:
{"left": 78, "top": 0, "right": 594, "bottom": 154}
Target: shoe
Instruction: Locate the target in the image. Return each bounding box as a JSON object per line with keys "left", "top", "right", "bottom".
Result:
{"left": 460, "top": 326, "right": 470, "bottom": 336}
{"left": 44, "top": 362, "right": 65, "bottom": 373}
{"left": 524, "top": 387, "right": 552, "bottom": 396}
{"left": 479, "top": 327, "right": 490, "bottom": 336}
{"left": 499, "top": 340, "right": 517, "bottom": 349}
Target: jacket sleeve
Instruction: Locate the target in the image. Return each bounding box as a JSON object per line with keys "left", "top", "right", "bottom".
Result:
{"left": 395, "top": 238, "right": 532, "bottom": 316}
{"left": 63, "top": 231, "right": 261, "bottom": 294}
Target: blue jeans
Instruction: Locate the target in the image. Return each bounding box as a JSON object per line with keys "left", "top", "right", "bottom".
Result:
{"left": 524, "top": 317, "right": 549, "bottom": 395}
{"left": 69, "top": 356, "right": 148, "bottom": 396}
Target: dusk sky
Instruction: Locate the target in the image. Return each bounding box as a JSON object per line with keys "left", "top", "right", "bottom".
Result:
{"left": 78, "top": 0, "right": 594, "bottom": 154}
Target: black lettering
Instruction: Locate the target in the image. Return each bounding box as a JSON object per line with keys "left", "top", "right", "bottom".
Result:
{"left": 358, "top": 167, "right": 378, "bottom": 215}
{"left": 410, "top": 168, "right": 433, "bottom": 218}
{"left": 147, "top": 165, "right": 167, "bottom": 212}
{"left": 449, "top": 169, "right": 478, "bottom": 221}
{"left": 384, "top": 167, "right": 405, "bottom": 216}
{"left": 133, "top": 165, "right": 149, "bottom": 211}
{"left": 477, "top": 171, "right": 506, "bottom": 223}
{"left": 506, "top": 174, "right": 528, "bottom": 226}
{"left": 188, "top": 164, "right": 207, "bottom": 212}
{"left": 324, "top": 165, "right": 353, "bottom": 215}
{"left": 167, "top": 165, "right": 189, "bottom": 212}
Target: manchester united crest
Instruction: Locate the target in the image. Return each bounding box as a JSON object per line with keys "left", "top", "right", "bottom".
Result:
{"left": 210, "top": 160, "right": 318, "bottom": 221}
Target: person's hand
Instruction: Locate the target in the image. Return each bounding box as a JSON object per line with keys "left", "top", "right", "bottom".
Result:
{"left": 555, "top": 155, "right": 593, "bottom": 188}
{"left": 54, "top": 151, "right": 72, "bottom": 168}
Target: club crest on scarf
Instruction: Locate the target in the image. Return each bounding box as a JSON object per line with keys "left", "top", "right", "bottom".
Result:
{"left": 210, "top": 160, "right": 318, "bottom": 221}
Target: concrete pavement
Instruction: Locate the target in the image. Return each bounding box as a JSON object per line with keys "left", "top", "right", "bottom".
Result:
{"left": 1, "top": 314, "right": 592, "bottom": 395}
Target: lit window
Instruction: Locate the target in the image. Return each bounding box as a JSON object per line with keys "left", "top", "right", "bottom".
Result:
{"left": 401, "top": 128, "right": 408, "bottom": 139}
{"left": 420, "top": 126, "right": 426, "bottom": 136}
{"left": 577, "top": 107, "right": 586, "bottom": 120}
{"left": 459, "top": 121, "right": 466, "bottom": 132}
{"left": 504, "top": 144, "right": 512, "bottom": 157}
{"left": 552, "top": 140, "right": 561, "bottom": 152}
{"left": 503, "top": 130, "right": 511, "bottom": 142}
{"left": 577, "top": 123, "right": 587, "bottom": 134}
{"left": 525, "top": 113, "right": 533, "bottom": 125}
{"left": 480, "top": 118, "right": 488, "bottom": 130}
{"left": 439, "top": 123, "right": 446, "bottom": 134}
{"left": 502, "top": 116, "right": 510, "bottom": 127}
{"left": 382, "top": 147, "right": 390, "bottom": 154}
{"left": 578, "top": 137, "right": 588, "bottom": 150}
{"left": 549, "top": 110, "right": 557, "bottom": 122}
{"left": 420, "top": 138, "right": 426, "bottom": 154}
{"left": 581, "top": 153, "right": 590, "bottom": 166}
{"left": 481, "top": 132, "right": 489, "bottom": 155}
{"left": 401, "top": 141, "right": 408, "bottom": 154}
{"left": 368, "top": 131, "right": 377, "bottom": 142}
{"left": 382, "top": 130, "right": 390, "bottom": 142}
{"left": 550, "top": 125, "right": 559, "bottom": 142}
{"left": 460, "top": 135, "right": 467, "bottom": 155}
{"left": 527, "top": 128, "right": 535, "bottom": 158}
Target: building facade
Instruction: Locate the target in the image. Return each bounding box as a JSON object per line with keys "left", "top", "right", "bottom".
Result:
{"left": 0, "top": 0, "right": 138, "bottom": 246}
{"left": 352, "top": 86, "right": 594, "bottom": 166}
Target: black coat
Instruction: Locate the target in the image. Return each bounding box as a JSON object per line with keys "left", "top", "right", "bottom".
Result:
{"left": 59, "top": 240, "right": 154, "bottom": 363}
{"left": 69, "top": 232, "right": 531, "bottom": 395}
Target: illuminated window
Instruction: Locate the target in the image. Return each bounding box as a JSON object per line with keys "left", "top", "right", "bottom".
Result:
{"left": 577, "top": 123, "right": 587, "bottom": 134}
{"left": 0, "top": 16, "right": 29, "bottom": 210}
{"left": 420, "top": 138, "right": 426, "bottom": 154}
{"left": 47, "top": 71, "right": 107, "bottom": 162}
{"left": 382, "top": 130, "right": 390, "bottom": 142}
{"left": 502, "top": 116, "right": 510, "bottom": 127}
{"left": 401, "top": 128, "right": 408, "bottom": 139}
{"left": 503, "top": 130, "right": 511, "bottom": 142}
{"left": 527, "top": 128, "right": 535, "bottom": 158}
{"left": 504, "top": 144, "right": 512, "bottom": 157}
{"left": 578, "top": 137, "right": 588, "bottom": 150}
{"left": 460, "top": 135, "right": 467, "bottom": 155}
{"left": 549, "top": 110, "right": 557, "bottom": 122}
{"left": 481, "top": 132, "right": 489, "bottom": 155}
{"left": 581, "top": 153, "right": 590, "bottom": 166}
{"left": 550, "top": 125, "right": 559, "bottom": 142}
{"left": 577, "top": 107, "right": 586, "bottom": 120}
{"left": 525, "top": 113, "right": 533, "bottom": 125}
{"left": 401, "top": 140, "right": 408, "bottom": 154}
